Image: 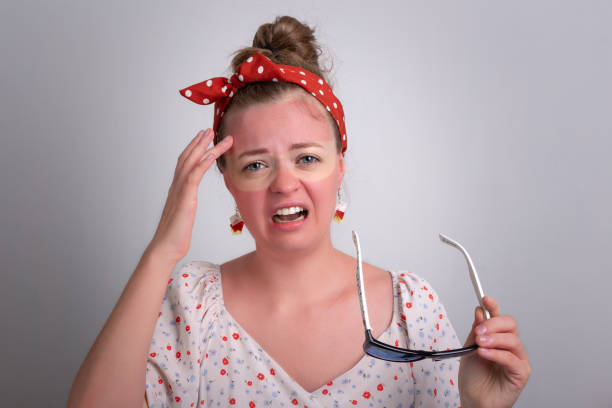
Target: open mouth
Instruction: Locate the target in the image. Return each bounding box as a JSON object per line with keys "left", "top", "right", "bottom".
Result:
{"left": 272, "top": 206, "right": 309, "bottom": 223}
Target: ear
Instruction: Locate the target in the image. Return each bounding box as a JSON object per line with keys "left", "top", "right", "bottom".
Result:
{"left": 336, "top": 153, "right": 346, "bottom": 190}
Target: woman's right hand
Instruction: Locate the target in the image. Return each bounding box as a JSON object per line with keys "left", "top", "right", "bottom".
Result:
{"left": 146, "top": 128, "right": 233, "bottom": 265}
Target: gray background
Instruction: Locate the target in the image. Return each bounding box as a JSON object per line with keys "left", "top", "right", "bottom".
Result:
{"left": 1, "top": 1, "right": 610, "bottom": 406}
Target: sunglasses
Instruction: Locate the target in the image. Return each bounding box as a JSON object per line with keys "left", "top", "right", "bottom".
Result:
{"left": 352, "top": 230, "right": 490, "bottom": 362}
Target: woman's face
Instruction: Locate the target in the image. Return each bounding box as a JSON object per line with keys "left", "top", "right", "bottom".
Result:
{"left": 221, "top": 91, "right": 345, "bottom": 254}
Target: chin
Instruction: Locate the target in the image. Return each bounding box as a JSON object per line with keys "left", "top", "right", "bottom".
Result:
{"left": 254, "top": 222, "right": 330, "bottom": 255}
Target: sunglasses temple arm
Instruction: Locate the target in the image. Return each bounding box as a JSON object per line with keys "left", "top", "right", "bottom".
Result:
{"left": 353, "top": 231, "right": 373, "bottom": 331}
{"left": 466, "top": 251, "right": 490, "bottom": 320}
{"left": 439, "top": 233, "right": 490, "bottom": 320}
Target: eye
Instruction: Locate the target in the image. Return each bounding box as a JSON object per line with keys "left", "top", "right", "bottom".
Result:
{"left": 298, "top": 155, "right": 319, "bottom": 165}
{"left": 243, "top": 161, "right": 266, "bottom": 172}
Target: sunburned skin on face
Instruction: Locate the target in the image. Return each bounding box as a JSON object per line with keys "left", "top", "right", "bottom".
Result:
{"left": 224, "top": 138, "right": 338, "bottom": 191}
{"left": 222, "top": 92, "right": 341, "bottom": 192}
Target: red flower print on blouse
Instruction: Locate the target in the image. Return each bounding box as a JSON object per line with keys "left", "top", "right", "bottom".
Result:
{"left": 145, "top": 266, "right": 463, "bottom": 407}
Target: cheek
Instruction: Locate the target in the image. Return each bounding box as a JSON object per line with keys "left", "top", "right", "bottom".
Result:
{"left": 225, "top": 177, "right": 264, "bottom": 217}
{"left": 305, "top": 173, "right": 341, "bottom": 214}
{"left": 234, "top": 192, "right": 266, "bottom": 226}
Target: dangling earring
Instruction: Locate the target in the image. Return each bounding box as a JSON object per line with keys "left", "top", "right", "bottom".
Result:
{"left": 229, "top": 206, "right": 244, "bottom": 235}
{"left": 334, "top": 189, "right": 348, "bottom": 224}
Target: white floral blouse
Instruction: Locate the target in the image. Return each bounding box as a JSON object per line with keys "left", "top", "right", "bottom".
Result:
{"left": 145, "top": 261, "right": 463, "bottom": 407}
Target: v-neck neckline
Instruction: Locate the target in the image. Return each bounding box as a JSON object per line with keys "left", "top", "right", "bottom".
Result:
{"left": 212, "top": 264, "right": 398, "bottom": 396}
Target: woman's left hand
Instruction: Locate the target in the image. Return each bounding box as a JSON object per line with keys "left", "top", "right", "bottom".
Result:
{"left": 458, "top": 296, "right": 531, "bottom": 408}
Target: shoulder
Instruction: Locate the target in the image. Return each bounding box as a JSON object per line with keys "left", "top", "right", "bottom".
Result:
{"left": 170, "top": 260, "right": 220, "bottom": 282}
{"left": 354, "top": 254, "right": 440, "bottom": 301}
{"left": 360, "top": 261, "right": 436, "bottom": 298}
{"left": 393, "top": 270, "right": 443, "bottom": 302}
{"left": 164, "top": 260, "right": 221, "bottom": 304}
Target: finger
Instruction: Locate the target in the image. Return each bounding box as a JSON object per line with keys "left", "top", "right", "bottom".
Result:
{"left": 183, "top": 128, "right": 215, "bottom": 169}
{"left": 476, "top": 347, "right": 531, "bottom": 381}
{"left": 476, "top": 332, "right": 529, "bottom": 361}
{"left": 180, "top": 129, "right": 207, "bottom": 161}
{"left": 194, "top": 136, "right": 234, "bottom": 178}
{"left": 482, "top": 295, "right": 501, "bottom": 317}
{"left": 175, "top": 129, "right": 214, "bottom": 182}
{"left": 177, "top": 129, "right": 209, "bottom": 173}
{"left": 201, "top": 134, "right": 234, "bottom": 162}
{"left": 475, "top": 314, "right": 519, "bottom": 338}
{"left": 463, "top": 306, "right": 486, "bottom": 347}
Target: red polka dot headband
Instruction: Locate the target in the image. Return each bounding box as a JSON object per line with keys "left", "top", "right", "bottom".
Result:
{"left": 179, "top": 52, "right": 347, "bottom": 153}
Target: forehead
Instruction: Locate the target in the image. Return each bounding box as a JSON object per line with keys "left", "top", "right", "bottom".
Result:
{"left": 224, "top": 92, "right": 335, "bottom": 151}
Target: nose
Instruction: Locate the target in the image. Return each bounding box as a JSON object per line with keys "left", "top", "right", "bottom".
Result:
{"left": 269, "top": 161, "right": 299, "bottom": 194}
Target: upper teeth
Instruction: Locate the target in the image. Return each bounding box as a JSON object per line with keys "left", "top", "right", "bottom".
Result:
{"left": 275, "top": 206, "right": 304, "bottom": 216}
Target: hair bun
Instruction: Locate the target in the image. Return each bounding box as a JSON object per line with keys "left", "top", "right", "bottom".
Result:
{"left": 231, "top": 16, "right": 326, "bottom": 80}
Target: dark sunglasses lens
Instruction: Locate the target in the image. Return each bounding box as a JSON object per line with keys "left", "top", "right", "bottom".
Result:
{"left": 364, "top": 343, "right": 424, "bottom": 362}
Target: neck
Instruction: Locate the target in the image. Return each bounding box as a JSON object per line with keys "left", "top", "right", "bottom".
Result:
{"left": 245, "top": 234, "right": 354, "bottom": 312}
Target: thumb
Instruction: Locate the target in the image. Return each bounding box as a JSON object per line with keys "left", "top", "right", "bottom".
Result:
{"left": 463, "top": 306, "right": 486, "bottom": 346}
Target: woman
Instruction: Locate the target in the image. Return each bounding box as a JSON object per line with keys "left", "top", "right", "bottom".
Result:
{"left": 68, "top": 16, "right": 530, "bottom": 407}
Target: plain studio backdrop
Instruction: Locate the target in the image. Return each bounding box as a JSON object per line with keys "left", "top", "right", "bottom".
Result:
{"left": 1, "top": 1, "right": 611, "bottom": 406}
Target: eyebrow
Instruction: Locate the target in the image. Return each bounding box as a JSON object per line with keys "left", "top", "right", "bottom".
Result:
{"left": 237, "top": 142, "right": 325, "bottom": 160}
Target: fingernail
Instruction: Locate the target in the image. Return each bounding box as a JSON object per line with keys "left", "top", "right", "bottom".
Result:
{"left": 477, "top": 335, "right": 490, "bottom": 344}
{"left": 475, "top": 325, "right": 486, "bottom": 335}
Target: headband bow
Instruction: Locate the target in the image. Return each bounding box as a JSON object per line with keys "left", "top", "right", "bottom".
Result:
{"left": 179, "top": 52, "right": 347, "bottom": 153}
